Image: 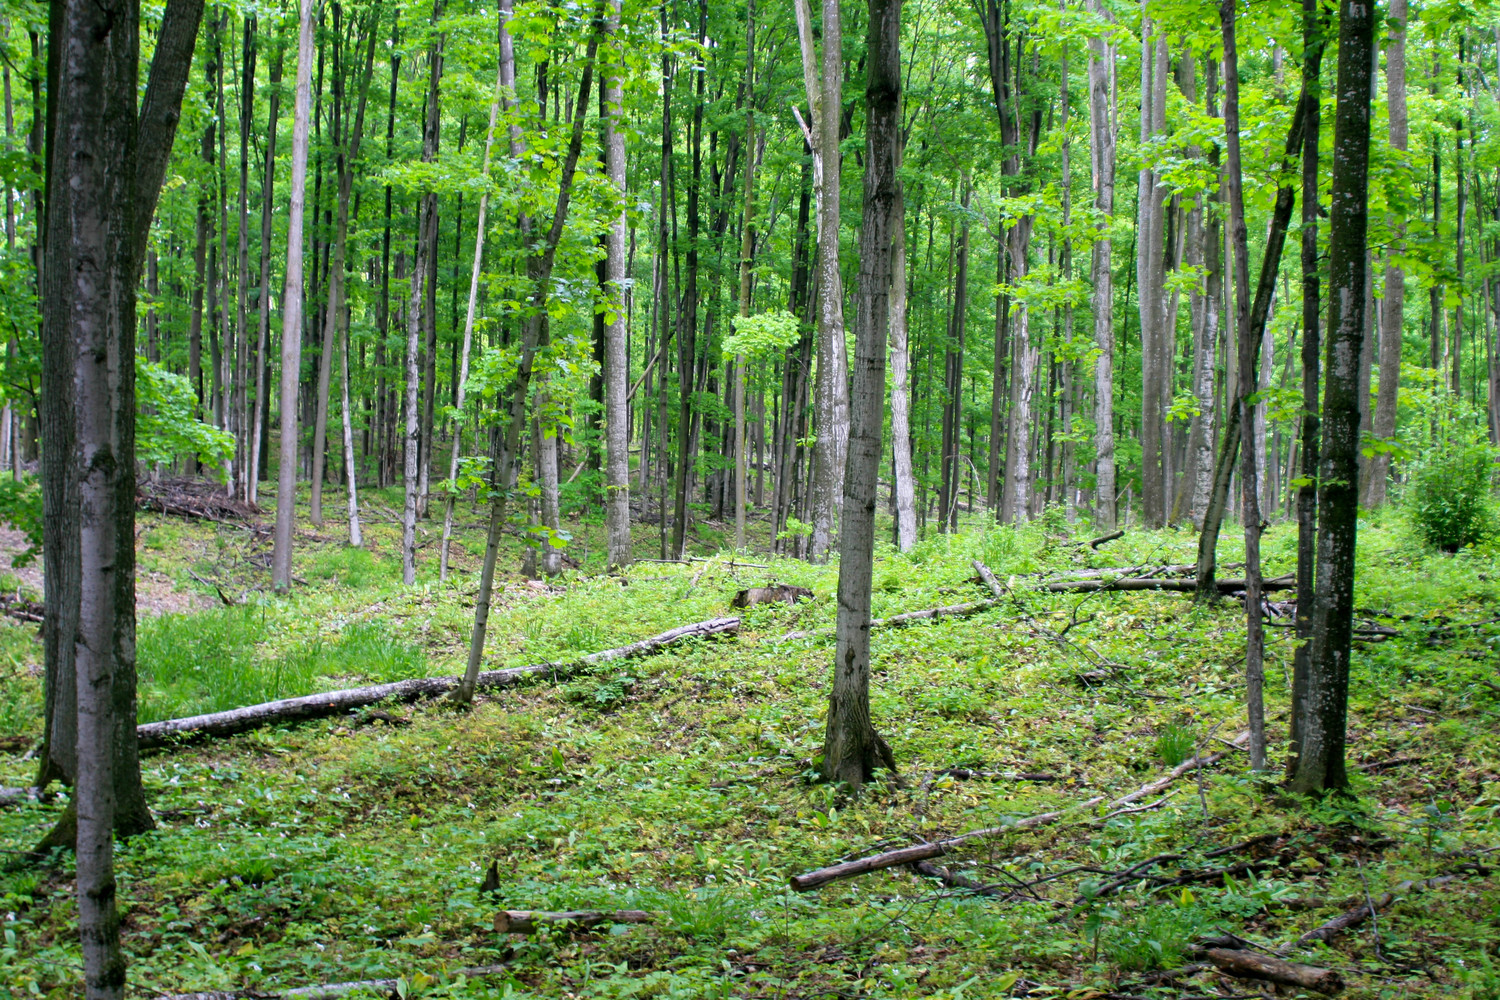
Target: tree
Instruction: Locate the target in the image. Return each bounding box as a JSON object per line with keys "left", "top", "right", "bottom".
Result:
{"left": 823, "top": 0, "right": 901, "bottom": 791}
{"left": 272, "top": 0, "right": 317, "bottom": 593}
{"left": 602, "top": 0, "right": 632, "bottom": 570}
{"left": 40, "top": 0, "right": 203, "bottom": 989}
{"left": 1289, "top": 0, "right": 1376, "bottom": 796}
{"left": 1084, "top": 0, "right": 1116, "bottom": 530}
{"left": 1367, "top": 0, "right": 1407, "bottom": 506}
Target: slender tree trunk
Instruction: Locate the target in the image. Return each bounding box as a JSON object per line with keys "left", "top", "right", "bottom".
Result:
{"left": 1291, "top": 0, "right": 1329, "bottom": 770}
{"left": 458, "top": 0, "right": 603, "bottom": 704}
{"left": 234, "top": 17, "right": 255, "bottom": 500}
{"left": 403, "top": 3, "right": 444, "bottom": 584}
{"left": 603, "top": 0, "right": 632, "bottom": 568}
{"left": 1289, "top": 0, "right": 1375, "bottom": 797}
{"left": 440, "top": 42, "right": 506, "bottom": 580}
{"left": 1365, "top": 0, "right": 1402, "bottom": 506}
{"left": 273, "top": 0, "right": 317, "bottom": 592}
{"left": 1085, "top": 0, "right": 1117, "bottom": 530}
{"left": 824, "top": 0, "right": 901, "bottom": 791}
{"left": 794, "top": 0, "right": 850, "bottom": 562}
{"left": 733, "top": 2, "right": 756, "bottom": 551}
{"left": 250, "top": 45, "right": 283, "bottom": 504}
{"left": 889, "top": 135, "right": 917, "bottom": 551}
{"left": 1220, "top": 0, "right": 1267, "bottom": 770}
{"left": 1137, "top": 12, "right": 1170, "bottom": 528}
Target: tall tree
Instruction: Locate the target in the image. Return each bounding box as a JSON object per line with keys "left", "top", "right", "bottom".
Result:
{"left": 602, "top": 0, "right": 632, "bottom": 569}
{"left": 1289, "top": 0, "right": 1376, "bottom": 796}
{"left": 1366, "top": 0, "right": 1406, "bottom": 506}
{"left": 1085, "top": 0, "right": 1117, "bottom": 530}
{"left": 272, "top": 0, "right": 318, "bottom": 593}
{"left": 824, "top": 0, "right": 901, "bottom": 791}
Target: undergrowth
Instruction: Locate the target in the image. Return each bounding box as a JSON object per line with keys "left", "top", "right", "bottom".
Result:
{"left": 1, "top": 494, "right": 1498, "bottom": 998}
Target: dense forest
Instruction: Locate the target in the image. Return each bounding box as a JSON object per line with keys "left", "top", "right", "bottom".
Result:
{"left": 4, "top": 0, "right": 1500, "bottom": 995}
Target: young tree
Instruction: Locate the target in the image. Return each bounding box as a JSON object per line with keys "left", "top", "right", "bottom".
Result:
{"left": 1367, "top": 0, "right": 1407, "bottom": 505}
{"left": 823, "top": 0, "right": 901, "bottom": 790}
{"left": 272, "top": 0, "right": 318, "bottom": 593}
{"left": 1290, "top": 0, "right": 1376, "bottom": 796}
{"left": 602, "top": 0, "right": 632, "bottom": 569}
{"left": 1084, "top": 0, "right": 1116, "bottom": 529}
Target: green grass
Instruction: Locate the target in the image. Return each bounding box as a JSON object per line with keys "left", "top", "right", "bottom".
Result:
{"left": 4, "top": 498, "right": 1500, "bottom": 998}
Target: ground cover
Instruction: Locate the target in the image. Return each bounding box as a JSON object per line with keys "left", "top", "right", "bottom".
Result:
{"left": 1, "top": 497, "right": 1498, "bottom": 998}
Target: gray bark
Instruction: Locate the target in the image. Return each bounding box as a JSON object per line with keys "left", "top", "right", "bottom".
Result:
{"left": 1085, "top": 0, "right": 1117, "bottom": 530}
{"left": 1368, "top": 0, "right": 1407, "bottom": 505}
{"left": 603, "top": 0, "right": 632, "bottom": 568}
{"left": 889, "top": 138, "right": 917, "bottom": 551}
{"left": 272, "top": 0, "right": 317, "bottom": 592}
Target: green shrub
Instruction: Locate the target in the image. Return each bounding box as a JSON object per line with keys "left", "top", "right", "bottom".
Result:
{"left": 1406, "top": 442, "right": 1496, "bottom": 551}
{"left": 1154, "top": 722, "right": 1196, "bottom": 766}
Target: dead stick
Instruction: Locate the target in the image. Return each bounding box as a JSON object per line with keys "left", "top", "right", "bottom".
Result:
{"left": 494, "top": 909, "right": 653, "bottom": 934}
{"left": 1195, "top": 946, "right": 1344, "bottom": 995}
{"left": 162, "top": 965, "right": 511, "bottom": 1000}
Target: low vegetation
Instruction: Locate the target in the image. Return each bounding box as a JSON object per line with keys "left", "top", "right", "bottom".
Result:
{"left": 3, "top": 497, "right": 1498, "bottom": 998}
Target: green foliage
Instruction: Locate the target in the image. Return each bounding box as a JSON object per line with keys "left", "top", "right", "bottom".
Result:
{"left": 722, "top": 310, "right": 799, "bottom": 359}
{"left": 0, "top": 474, "right": 41, "bottom": 566}
{"left": 1153, "top": 722, "right": 1195, "bottom": 766}
{"left": 1398, "top": 376, "right": 1497, "bottom": 552}
{"left": 1097, "top": 903, "right": 1210, "bottom": 972}
{"left": 137, "top": 360, "right": 235, "bottom": 474}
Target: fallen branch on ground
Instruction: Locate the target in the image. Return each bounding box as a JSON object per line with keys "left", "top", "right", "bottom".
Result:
{"left": 779, "top": 600, "right": 995, "bottom": 642}
{"left": 1045, "top": 574, "right": 1295, "bottom": 594}
{"left": 0, "top": 786, "right": 37, "bottom": 807}
{"left": 1193, "top": 939, "right": 1343, "bottom": 995}
{"left": 1291, "top": 874, "right": 1458, "bottom": 948}
{"left": 1086, "top": 529, "right": 1125, "bottom": 549}
{"left": 789, "top": 749, "right": 1233, "bottom": 892}
{"left": 136, "top": 617, "right": 740, "bottom": 748}
{"left": 494, "top": 909, "right": 654, "bottom": 934}
{"left": 160, "top": 965, "right": 510, "bottom": 1000}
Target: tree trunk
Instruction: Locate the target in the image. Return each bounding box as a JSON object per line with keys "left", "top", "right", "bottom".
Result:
{"left": 272, "top": 0, "right": 317, "bottom": 592}
{"left": 1137, "top": 13, "right": 1170, "bottom": 528}
{"left": 440, "top": 43, "right": 506, "bottom": 580}
{"left": 457, "top": 1, "right": 603, "bottom": 704}
{"left": 824, "top": 0, "right": 901, "bottom": 791}
{"left": 1289, "top": 0, "right": 1375, "bottom": 797}
{"left": 889, "top": 135, "right": 917, "bottom": 551}
{"left": 733, "top": 2, "right": 756, "bottom": 551}
{"left": 603, "top": 0, "right": 632, "bottom": 569}
{"left": 1367, "top": 0, "right": 1403, "bottom": 505}
{"left": 794, "top": 0, "right": 849, "bottom": 562}
{"left": 402, "top": 4, "right": 444, "bottom": 585}
{"left": 1085, "top": 0, "right": 1117, "bottom": 530}
{"left": 250, "top": 44, "right": 283, "bottom": 504}
{"left": 1291, "top": 0, "right": 1328, "bottom": 770}
{"left": 234, "top": 17, "right": 256, "bottom": 500}
{"left": 1220, "top": 0, "right": 1267, "bottom": 769}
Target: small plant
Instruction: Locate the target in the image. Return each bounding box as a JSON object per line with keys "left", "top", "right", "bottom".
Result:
{"left": 1396, "top": 374, "right": 1498, "bottom": 552}
{"left": 1155, "top": 722, "right": 1196, "bottom": 766}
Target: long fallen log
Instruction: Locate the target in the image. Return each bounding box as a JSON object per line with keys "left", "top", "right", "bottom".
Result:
{"left": 161, "top": 964, "right": 510, "bottom": 1000}
{"left": 1293, "top": 874, "right": 1457, "bottom": 948}
{"left": 0, "top": 786, "right": 36, "bottom": 806}
{"left": 1196, "top": 945, "right": 1343, "bottom": 995}
{"left": 136, "top": 617, "right": 740, "bottom": 749}
{"left": 1045, "top": 574, "right": 1295, "bottom": 594}
{"left": 789, "top": 750, "right": 1230, "bottom": 892}
{"left": 494, "top": 909, "right": 654, "bottom": 934}
{"left": 780, "top": 600, "right": 995, "bottom": 642}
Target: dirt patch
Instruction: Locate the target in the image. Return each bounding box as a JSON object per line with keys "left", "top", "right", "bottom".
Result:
{"left": 0, "top": 525, "right": 215, "bottom": 618}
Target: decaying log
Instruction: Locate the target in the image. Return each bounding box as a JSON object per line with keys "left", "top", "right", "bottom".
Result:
{"left": 0, "top": 786, "right": 37, "bottom": 806}
{"left": 972, "top": 560, "right": 1005, "bottom": 599}
{"left": 162, "top": 965, "right": 510, "bottom": 1000}
{"left": 779, "top": 600, "right": 995, "bottom": 641}
{"left": 1087, "top": 529, "right": 1125, "bottom": 549}
{"left": 1195, "top": 944, "right": 1344, "bottom": 995}
{"left": 1293, "top": 874, "right": 1457, "bottom": 947}
{"left": 136, "top": 617, "right": 741, "bottom": 748}
{"left": 732, "top": 584, "right": 813, "bottom": 608}
{"left": 1045, "top": 574, "right": 1295, "bottom": 594}
{"left": 494, "top": 909, "right": 653, "bottom": 934}
{"left": 790, "top": 749, "right": 1235, "bottom": 892}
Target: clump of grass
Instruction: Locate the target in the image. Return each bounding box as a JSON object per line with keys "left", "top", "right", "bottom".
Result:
{"left": 137, "top": 609, "right": 426, "bottom": 722}
{"left": 1155, "top": 722, "right": 1196, "bottom": 766}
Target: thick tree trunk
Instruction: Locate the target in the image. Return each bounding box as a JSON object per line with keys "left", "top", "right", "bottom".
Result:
{"left": 602, "top": 0, "right": 632, "bottom": 569}
{"left": 1085, "top": 0, "right": 1116, "bottom": 530}
{"left": 1002, "top": 220, "right": 1038, "bottom": 523}
{"left": 272, "top": 0, "right": 316, "bottom": 592}
{"left": 1289, "top": 0, "right": 1375, "bottom": 796}
{"left": 824, "top": 0, "right": 901, "bottom": 791}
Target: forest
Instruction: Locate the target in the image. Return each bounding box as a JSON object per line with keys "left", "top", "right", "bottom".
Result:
{"left": 4, "top": 0, "right": 1500, "bottom": 995}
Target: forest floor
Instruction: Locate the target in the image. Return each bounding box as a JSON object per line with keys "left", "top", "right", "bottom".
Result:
{"left": 1, "top": 486, "right": 1499, "bottom": 998}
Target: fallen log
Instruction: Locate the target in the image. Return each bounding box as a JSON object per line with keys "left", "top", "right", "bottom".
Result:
{"left": 136, "top": 617, "right": 741, "bottom": 748}
{"left": 494, "top": 909, "right": 653, "bottom": 934}
{"left": 1293, "top": 874, "right": 1457, "bottom": 947}
{"left": 1045, "top": 574, "right": 1295, "bottom": 594}
{"left": 161, "top": 965, "right": 510, "bottom": 1000}
{"left": 780, "top": 600, "right": 995, "bottom": 641}
{"left": 0, "top": 786, "right": 37, "bottom": 806}
{"left": 972, "top": 560, "right": 1005, "bottom": 599}
{"left": 1196, "top": 945, "right": 1343, "bottom": 995}
{"left": 789, "top": 748, "right": 1234, "bottom": 892}
{"left": 1087, "top": 529, "right": 1124, "bottom": 549}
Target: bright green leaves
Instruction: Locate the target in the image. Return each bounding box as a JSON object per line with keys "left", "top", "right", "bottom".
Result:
{"left": 137, "top": 360, "right": 236, "bottom": 474}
